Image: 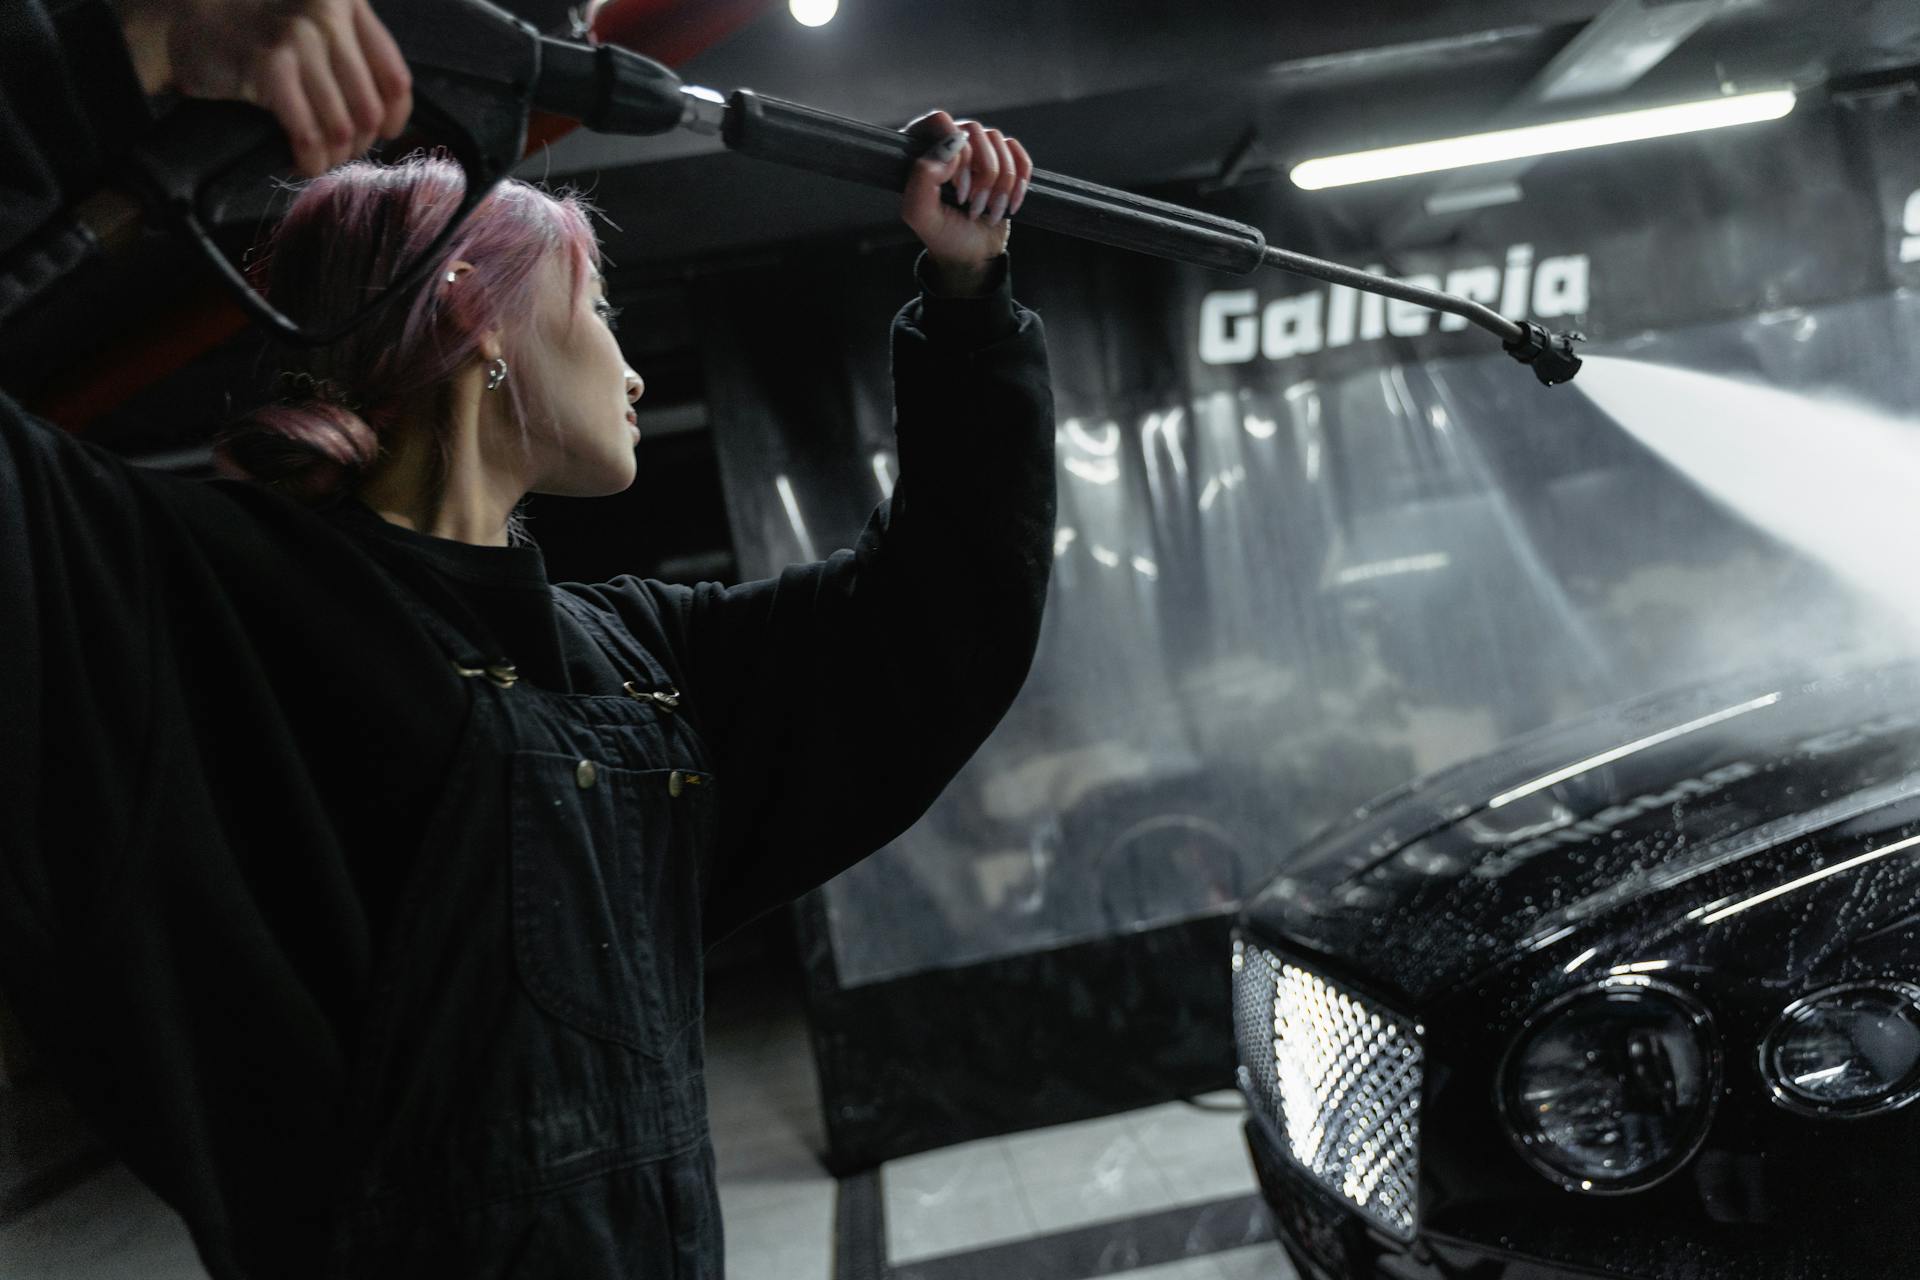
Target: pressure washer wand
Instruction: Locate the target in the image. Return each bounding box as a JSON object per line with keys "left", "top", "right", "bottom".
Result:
{"left": 704, "top": 89, "right": 1585, "bottom": 386}
{"left": 537, "top": 38, "right": 1584, "bottom": 383}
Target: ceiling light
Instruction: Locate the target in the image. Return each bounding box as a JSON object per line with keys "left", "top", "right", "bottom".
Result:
{"left": 790, "top": 0, "right": 838, "bottom": 27}
{"left": 1290, "top": 89, "right": 1795, "bottom": 190}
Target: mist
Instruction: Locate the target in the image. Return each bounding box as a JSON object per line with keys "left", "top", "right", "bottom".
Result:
{"left": 1577, "top": 353, "right": 1920, "bottom": 645}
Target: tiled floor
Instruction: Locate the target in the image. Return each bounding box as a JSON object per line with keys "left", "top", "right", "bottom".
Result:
{"left": 0, "top": 974, "right": 1296, "bottom": 1280}
{"left": 874, "top": 1104, "right": 1255, "bottom": 1265}
{"left": 709, "top": 975, "right": 1296, "bottom": 1280}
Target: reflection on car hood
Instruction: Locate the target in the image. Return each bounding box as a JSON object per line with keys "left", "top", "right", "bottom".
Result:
{"left": 1242, "top": 659, "right": 1920, "bottom": 1003}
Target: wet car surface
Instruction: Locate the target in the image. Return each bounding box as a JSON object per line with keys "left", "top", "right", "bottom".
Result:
{"left": 1233, "top": 659, "right": 1920, "bottom": 1279}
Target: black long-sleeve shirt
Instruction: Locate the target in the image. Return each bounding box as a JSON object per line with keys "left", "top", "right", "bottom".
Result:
{"left": 0, "top": 252, "right": 1054, "bottom": 1262}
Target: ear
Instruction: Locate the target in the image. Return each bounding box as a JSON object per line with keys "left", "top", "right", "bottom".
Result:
{"left": 442, "top": 261, "right": 505, "bottom": 364}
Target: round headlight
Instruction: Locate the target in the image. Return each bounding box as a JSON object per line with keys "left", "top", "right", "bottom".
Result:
{"left": 1761, "top": 981, "right": 1920, "bottom": 1118}
{"left": 1498, "top": 978, "right": 1719, "bottom": 1193}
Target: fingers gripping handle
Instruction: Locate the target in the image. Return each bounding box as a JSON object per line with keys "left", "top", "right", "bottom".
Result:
{"left": 720, "top": 90, "right": 1269, "bottom": 276}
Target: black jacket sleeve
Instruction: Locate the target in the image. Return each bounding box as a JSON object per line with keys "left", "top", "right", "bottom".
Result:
{"left": 570, "top": 251, "right": 1057, "bottom": 945}
{"left": 0, "top": 380, "right": 482, "bottom": 1275}
{"left": 0, "top": 0, "right": 154, "bottom": 294}
{"left": 0, "top": 388, "right": 164, "bottom": 940}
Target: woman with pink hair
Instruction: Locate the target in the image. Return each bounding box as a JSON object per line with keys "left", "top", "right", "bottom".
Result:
{"left": 0, "top": 2, "right": 1054, "bottom": 1276}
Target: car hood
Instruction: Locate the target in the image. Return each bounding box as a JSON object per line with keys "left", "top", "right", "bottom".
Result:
{"left": 1242, "top": 659, "right": 1920, "bottom": 1004}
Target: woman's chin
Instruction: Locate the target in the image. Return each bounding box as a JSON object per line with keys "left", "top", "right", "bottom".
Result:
{"left": 535, "top": 459, "right": 638, "bottom": 499}
{"left": 587, "top": 461, "right": 638, "bottom": 496}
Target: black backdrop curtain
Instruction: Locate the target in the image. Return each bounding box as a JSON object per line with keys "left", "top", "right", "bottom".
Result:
{"left": 691, "top": 91, "right": 1920, "bottom": 1165}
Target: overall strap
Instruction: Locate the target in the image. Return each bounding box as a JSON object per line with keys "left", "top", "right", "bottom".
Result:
{"left": 356, "top": 536, "right": 524, "bottom": 689}
{"left": 552, "top": 586, "right": 674, "bottom": 691}
{"left": 551, "top": 587, "right": 715, "bottom": 759}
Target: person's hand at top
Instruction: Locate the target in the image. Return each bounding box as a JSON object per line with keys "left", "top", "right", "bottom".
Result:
{"left": 900, "top": 110, "right": 1033, "bottom": 298}
{"left": 111, "top": 0, "right": 414, "bottom": 179}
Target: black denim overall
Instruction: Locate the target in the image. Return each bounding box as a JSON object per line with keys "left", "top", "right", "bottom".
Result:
{"left": 322, "top": 541, "right": 724, "bottom": 1278}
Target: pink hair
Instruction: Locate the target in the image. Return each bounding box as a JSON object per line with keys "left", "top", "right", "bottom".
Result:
{"left": 214, "top": 151, "right": 604, "bottom": 520}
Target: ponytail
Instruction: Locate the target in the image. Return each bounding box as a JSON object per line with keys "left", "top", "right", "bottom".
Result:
{"left": 213, "top": 374, "right": 382, "bottom": 503}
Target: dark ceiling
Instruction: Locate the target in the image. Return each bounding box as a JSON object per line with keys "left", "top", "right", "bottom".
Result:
{"left": 508, "top": 0, "right": 1920, "bottom": 276}
{"left": 8, "top": 0, "right": 1916, "bottom": 475}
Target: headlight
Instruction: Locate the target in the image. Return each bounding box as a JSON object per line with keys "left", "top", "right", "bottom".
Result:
{"left": 1497, "top": 978, "right": 1719, "bottom": 1193}
{"left": 1761, "top": 981, "right": 1920, "bottom": 1117}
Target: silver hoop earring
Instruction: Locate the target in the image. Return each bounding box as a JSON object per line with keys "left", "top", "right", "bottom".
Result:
{"left": 485, "top": 357, "right": 509, "bottom": 392}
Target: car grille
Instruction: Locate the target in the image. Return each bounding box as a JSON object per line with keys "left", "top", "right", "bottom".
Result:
{"left": 1233, "top": 937, "right": 1424, "bottom": 1241}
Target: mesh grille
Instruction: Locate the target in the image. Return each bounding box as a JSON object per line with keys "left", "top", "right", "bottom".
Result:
{"left": 1232, "top": 939, "right": 1277, "bottom": 1101}
{"left": 1231, "top": 937, "right": 1423, "bottom": 1240}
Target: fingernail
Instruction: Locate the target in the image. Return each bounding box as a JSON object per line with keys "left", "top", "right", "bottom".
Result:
{"left": 932, "top": 132, "right": 965, "bottom": 163}
{"left": 955, "top": 168, "right": 971, "bottom": 204}
{"left": 989, "top": 191, "right": 1008, "bottom": 224}
{"left": 971, "top": 188, "right": 991, "bottom": 218}
{"left": 1011, "top": 178, "right": 1029, "bottom": 217}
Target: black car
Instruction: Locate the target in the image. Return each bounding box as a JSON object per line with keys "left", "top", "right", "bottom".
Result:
{"left": 1232, "top": 660, "right": 1920, "bottom": 1279}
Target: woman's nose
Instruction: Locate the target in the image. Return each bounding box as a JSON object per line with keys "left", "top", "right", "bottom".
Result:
{"left": 625, "top": 370, "right": 644, "bottom": 404}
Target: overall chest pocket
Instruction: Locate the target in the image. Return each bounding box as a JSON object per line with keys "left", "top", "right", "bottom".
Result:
{"left": 508, "top": 751, "right": 713, "bottom": 1059}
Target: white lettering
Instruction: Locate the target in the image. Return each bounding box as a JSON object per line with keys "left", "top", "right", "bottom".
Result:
{"left": 1326, "top": 285, "right": 1359, "bottom": 348}
{"left": 1193, "top": 240, "right": 1589, "bottom": 364}
{"left": 1199, "top": 289, "right": 1258, "bottom": 364}
{"left": 1903, "top": 188, "right": 1920, "bottom": 264}
{"left": 1260, "top": 293, "right": 1325, "bottom": 358}
{"left": 1500, "top": 243, "right": 1534, "bottom": 318}
{"left": 1533, "top": 254, "right": 1590, "bottom": 318}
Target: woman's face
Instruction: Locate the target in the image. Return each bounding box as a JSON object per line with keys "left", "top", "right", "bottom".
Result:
{"left": 522, "top": 250, "right": 644, "bottom": 497}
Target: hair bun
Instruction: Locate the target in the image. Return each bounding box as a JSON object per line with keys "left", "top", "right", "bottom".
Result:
{"left": 274, "top": 369, "right": 364, "bottom": 412}
{"left": 215, "top": 396, "right": 380, "bottom": 503}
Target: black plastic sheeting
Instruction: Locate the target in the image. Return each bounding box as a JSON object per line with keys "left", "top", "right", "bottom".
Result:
{"left": 692, "top": 92, "right": 1920, "bottom": 1164}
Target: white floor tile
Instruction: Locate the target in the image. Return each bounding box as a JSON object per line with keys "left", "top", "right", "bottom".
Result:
{"left": 883, "top": 1133, "right": 1017, "bottom": 1204}
{"left": 884, "top": 1138, "right": 1037, "bottom": 1263}
{"left": 706, "top": 976, "right": 837, "bottom": 1278}
{"left": 1130, "top": 1098, "right": 1259, "bottom": 1206}
{"left": 1152, "top": 1138, "right": 1260, "bottom": 1206}
{"left": 717, "top": 1180, "right": 836, "bottom": 1280}
{"left": 0, "top": 1163, "right": 209, "bottom": 1280}
{"left": 1004, "top": 1112, "right": 1181, "bottom": 1237}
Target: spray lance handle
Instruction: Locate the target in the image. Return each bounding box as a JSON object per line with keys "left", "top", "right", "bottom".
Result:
{"left": 717, "top": 90, "right": 1585, "bottom": 386}
{"left": 719, "top": 90, "right": 1270, "bottom": 274}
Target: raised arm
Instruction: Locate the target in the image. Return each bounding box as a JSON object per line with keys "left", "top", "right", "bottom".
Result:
{"left": 566, "top": 114, "right": 1055, "bottom": 941}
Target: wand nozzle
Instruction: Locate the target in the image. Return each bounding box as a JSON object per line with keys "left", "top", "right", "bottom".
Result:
{"left": 1503, "top": 321, "right": 1585, "bottom": 386}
